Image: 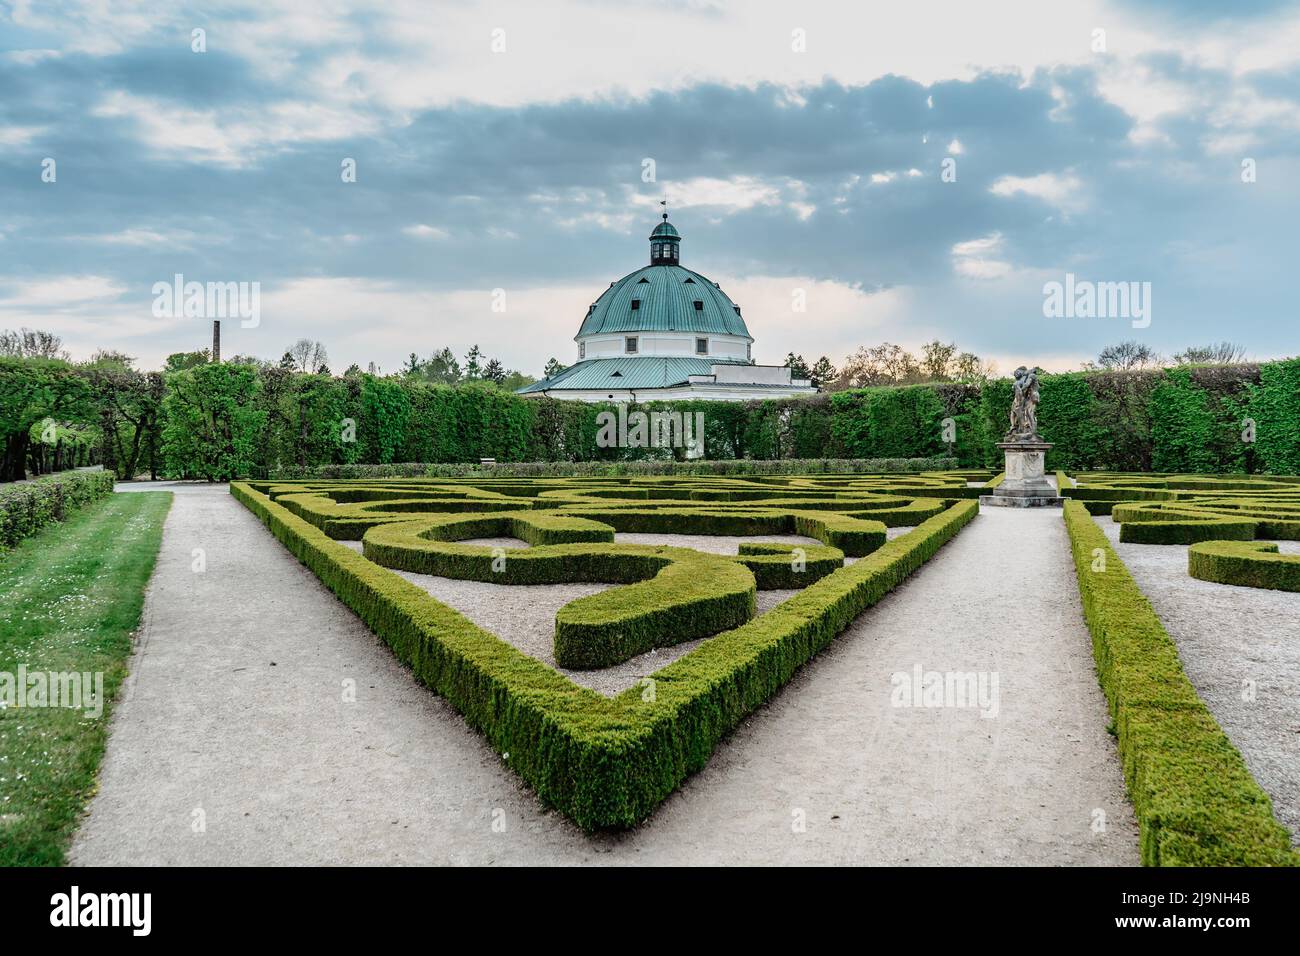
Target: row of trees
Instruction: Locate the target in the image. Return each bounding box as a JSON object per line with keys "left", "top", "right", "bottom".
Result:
{"left": 786, "top": 340, "right": 995, "bottom": 391}
{"left": 2, "top": 325, "right": 1288, "bottom": 482}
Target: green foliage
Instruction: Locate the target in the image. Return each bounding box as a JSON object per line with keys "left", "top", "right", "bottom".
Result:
{"left": 0, "top": 469, "right": 116, "bottom": 551}
{"left": 1188, "top": 540, "right": 1300, "bottom": 592}
{"left": 1062, "top": 501, "right": 1297, "bottom": 865}
{"left": 1150, "top": 369, "right": 1220, "bottom": 473}
{"left": 160, "top": 363, "right": 266, "bottom": 480}
{"left": 0, "top": 358, "right": 94, "bottom": 481}
{"left": 1248, "top": 358, "right": 1300, "bottom": 475}
{"left": 0, "top": 491, "right": 171, "bottom": 865}
{"left": 829, "top": 385, "right": 946, "bottom": 460}
{"left": 5, "top": 353, "right": 1299, "bottom": 480}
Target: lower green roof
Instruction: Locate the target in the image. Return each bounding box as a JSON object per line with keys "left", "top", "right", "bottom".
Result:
{"left": 517, "top": 357, "right": 753, "bottom": 394}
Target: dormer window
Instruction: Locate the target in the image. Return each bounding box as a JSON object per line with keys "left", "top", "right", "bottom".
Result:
{"left": 693, "top": 300, "right": 703, "bottom": 311}
{"left": 696, "top": 337, "right": 708, "bottom": 355}
{"left": 625, "top": 336, "right": 638, "bottom": 354}
{"left": 631, "top": 299, "right": 640, "bottom": 310}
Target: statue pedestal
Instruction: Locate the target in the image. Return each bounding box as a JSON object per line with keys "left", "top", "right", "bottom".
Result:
{"left": 979, "top": 439, "right": 1064, "bottom": 508}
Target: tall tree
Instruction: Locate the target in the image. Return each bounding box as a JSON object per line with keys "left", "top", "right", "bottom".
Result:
{"left": 808, "top": 356, "right": 837, "bottom": 389}
{"left": 0, "top": 328, "right": 69, "bottom": 360}
{"left": 463, "top": 344, "right": 484, "bottom": 380}
{"left": 287, "top": 338, "right": 329, "bottom": 374}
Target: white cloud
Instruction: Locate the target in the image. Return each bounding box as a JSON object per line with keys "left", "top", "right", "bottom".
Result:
{"left": 402, "top": 224, "right": 451, "bottom": 240}
{"left": 91, "top": 90, "right": 380, "bottom": 168}
{"left": 951, "top": 233, "right": 1013, "bottom": 280}
{"left": 0, "top": 125, "right": 47, "bottom": 147}
{"left": 989, "top": 172, "right": 1086, "bottom": 213}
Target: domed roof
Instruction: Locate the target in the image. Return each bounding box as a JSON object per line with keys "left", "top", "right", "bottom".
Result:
{"left": 575, "top": 264, "right": 752, "bottom": 340}
{"left": 650, "top": 220, "right": 680, "bottom": 238}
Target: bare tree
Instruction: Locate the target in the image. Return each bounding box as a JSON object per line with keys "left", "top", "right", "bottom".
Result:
{"left": 835, "top": 342, "right": 922, "bottom": 388}
{"left": 1171, "top": 342, "right": 1249, "bottom": 365}
{"left": 287, "top": 338, "right": 329, "bottom": 373}
{"left": 0, "top": 328, "right": 69, "bottom": 360}
{"left": 919, "top": 340, "right": 958, "bottom": 382}
{"left": 1095, "top": 340, "right": 1161, "bottom": 371}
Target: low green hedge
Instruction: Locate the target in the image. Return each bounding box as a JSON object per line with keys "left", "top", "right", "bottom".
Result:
{"left": 1116, "top": 515, "right": 1257, "bottom": 545}
{"left": 1188, "top": 540, "right": 1300, "bottom": 592}
{"left": 555, "top": 556, "right": 756, "bottom": 669}
{"left": 1063, "top": 500, "right": 1296, "bottom": 865}
{"left": 733, "top": 542, "right": 844, "bottom": 589}
{"left": 272, "top": 457, "right": 960, "bottom": 480}
{"left": 0, "top": 469, "right": 116, "bottom": 552}
{"left": 232, "top": 481, "right": 975, "bottom": 830}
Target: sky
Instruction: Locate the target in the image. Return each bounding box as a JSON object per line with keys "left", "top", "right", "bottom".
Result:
{"left": 1, "top": 0, "right": 1298, "bottom": 377}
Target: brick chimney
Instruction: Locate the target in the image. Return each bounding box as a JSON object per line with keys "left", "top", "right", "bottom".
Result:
{"left": 212, "top": 319, "right": 221, "bottom": 363}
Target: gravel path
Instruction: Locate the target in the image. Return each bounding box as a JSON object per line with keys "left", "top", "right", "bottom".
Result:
{"left": 73, "top": 484, "right": 1137, "bottom": 865}
{"left": 1099, "top": 517, "right": 1300, "bottom": 844}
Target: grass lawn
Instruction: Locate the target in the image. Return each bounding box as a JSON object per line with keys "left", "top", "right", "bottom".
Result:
{"left": 0, "top": 491, "right": 171, "bottom": 866}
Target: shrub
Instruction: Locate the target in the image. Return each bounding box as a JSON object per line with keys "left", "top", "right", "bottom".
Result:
{"left": 0, "top": 470, "right": 116, "bottom": 552}
{"left": 1188, "top": 540, "right": 1300, "bottom": 592}
{"left": 1062, "top": 500, "right": 1296, "bottom": 865}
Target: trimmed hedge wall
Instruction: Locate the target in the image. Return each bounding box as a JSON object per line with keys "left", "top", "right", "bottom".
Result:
{"left": 231, "top": 480, "right": 976, "bottom": 829}
{"left": 276, "top": 456, "right": 958, "bottom": 480}
{"left": 1188, "top": 540, "right": 1300, "bottom": 592}
{"left": 0, "top": 469, "right": 116, "bottom": 552}
{"left": 1062, "top": 500, "right": 1297, "bottom": 865}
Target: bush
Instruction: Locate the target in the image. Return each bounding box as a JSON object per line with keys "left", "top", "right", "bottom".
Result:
{"left": 1188, "top": 540, "right": 1300, "bottom": 592}
{"left": 0, "top": 470, "right": 116, "bottom": 552}
{"left": 1114, "top": 512, "right": 1257, "bottom": 545}
{"left": 1062, "top": 500, "right": 1296, "bottom": 865}
{"left": 272, "top": 456, "right": 958, "bottom": 480}
{"left": 232, "top": 480, "right": 976, "bottom": 829}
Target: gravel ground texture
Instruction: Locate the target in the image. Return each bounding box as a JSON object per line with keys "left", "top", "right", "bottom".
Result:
{"left": 73, "top": 483, "right": 1138, "bottom": 865}
{"left": 1099, "top": 517, "right": 1300, "bottom": 845}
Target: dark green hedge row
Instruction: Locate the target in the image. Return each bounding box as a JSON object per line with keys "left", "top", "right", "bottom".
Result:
{"left": 10, "top": 353, "right": 1300, "bottom": 480}
{"left": 1189, "top": 541, "right": 1300, "bottom": 592}
{"left": 554, "top": 554, "right": 756, "bottom": 669}
{"left": 1063, "top": 500, "right": 1297, "bottom": 865}
{"left": 276, "top": 456, "right": 958, "bottom": 479}
{"left": 0, "top": 469, "right": 116, "bottom": 552}
{"left": 1112, "top": 515, "right": 1253, "bottom": 546}
{"left": 231, "top": 481, "right": 975, "bottom": 829}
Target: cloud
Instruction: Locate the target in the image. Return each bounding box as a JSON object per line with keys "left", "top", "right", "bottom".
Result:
{"left": 402, "top": 224, "right": 451, "bottom": 240}
{"left": 2, "top": 2, "right": 1299, "bottom": 374}
{"left": 989, "top": 171, "right": 1087, "bottom": 213}
{"left": 951, "top": 234, "right": 1014, "bottom": 280}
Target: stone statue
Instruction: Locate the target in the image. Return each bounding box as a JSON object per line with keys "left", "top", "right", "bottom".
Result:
{"left": 1006, "top": 366, "right": 1041, "bottom": 440}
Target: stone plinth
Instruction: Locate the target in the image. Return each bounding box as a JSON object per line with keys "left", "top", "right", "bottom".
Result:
{"left": 980, "top": 439, "right": 1063, "bottom": 508}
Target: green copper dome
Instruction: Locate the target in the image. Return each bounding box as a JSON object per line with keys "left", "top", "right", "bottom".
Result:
{"left": 576, "top": 216, "right": 752, "bottom": 340}
{"left": 575, "top": 264, "right": 751, "bottom": 339}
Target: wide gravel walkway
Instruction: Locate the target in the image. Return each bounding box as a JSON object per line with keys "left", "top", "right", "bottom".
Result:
{"left": 72, "top": 484, "right": 1137, "bottom": 865}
